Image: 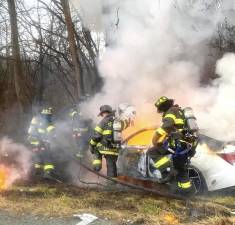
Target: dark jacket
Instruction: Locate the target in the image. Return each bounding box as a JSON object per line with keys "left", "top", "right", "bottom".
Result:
{"left": 28, "top": 115, "right": 55, "bottom": 146}
{"left": 69, "top": 109, "right": 91, "bottom": 135}
{"left": 152, "top": 105, "right": 185, "bottom": 146}
{"left": 89, "top": 114, "right": 129, "bottom": 156}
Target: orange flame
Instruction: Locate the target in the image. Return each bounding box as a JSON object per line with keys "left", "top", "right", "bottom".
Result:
{"left": 120, "top": 102, "right": 161, "bottom": 146}
{"left": 125, "top": 129, "right": 155, "bottom": 146}
{"left": 122, "top": 111, "right": 159, "bottom": 145}
{"left": 0, "top": 165, "right": 10, "bottom": 190}
{"left": 162, "top": 213, "right": 179, "bottom": 224}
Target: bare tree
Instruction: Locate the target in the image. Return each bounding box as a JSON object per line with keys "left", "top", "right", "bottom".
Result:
{"left": 60, "top": 0, "right": 82, "bottom": 99}
{"left": 7, "top": 0, "right": 29, "bottom": 113}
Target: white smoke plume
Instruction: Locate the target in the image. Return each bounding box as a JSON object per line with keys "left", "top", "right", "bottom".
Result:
{"left": 198, "top": 53, "right": 235, "bottom": 140}
{"left": 71, "top": 0, "right": 235, "bottom": 141}
{"left": 0, "top": 137, "right": 32, "bottom": 188}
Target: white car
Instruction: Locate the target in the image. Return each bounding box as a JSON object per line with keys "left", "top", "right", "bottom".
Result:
{"left": 118, "top": 129, "right": 235, "bottom": 193}
{"left": 191, "top": 134, "right": 235, "bottom": 192}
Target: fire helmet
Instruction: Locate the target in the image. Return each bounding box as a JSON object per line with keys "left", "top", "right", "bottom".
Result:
{"left": 98, "top": 105, "right": 113, "bottom": 116}
{"left": 154, "top": 96, "right": 174, "bottom": 113}
{"left": 41, "top": 107, "right": 53, "bottom": 115}
{"left": 41, "top": 107, "right": 53, "bottom": 123}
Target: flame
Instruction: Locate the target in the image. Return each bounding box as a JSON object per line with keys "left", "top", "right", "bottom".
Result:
{"left": 122, "top": 113, "right": 157, "bottom": 145}
{"left": 126, "top": 129, "right": 155, "bottom": 146}
{"left": 162, "top": 213, "right": 179, "bottom": 224}
{"left": 0, "top": 165, "right": 10, "bottom": 190}
{"left": 121, "top": 103, "right": 161, "bottom": 145}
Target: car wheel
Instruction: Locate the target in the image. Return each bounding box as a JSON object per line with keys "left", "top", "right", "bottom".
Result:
{"left": 188, "top": 165, "right": 208, "bottom": 194}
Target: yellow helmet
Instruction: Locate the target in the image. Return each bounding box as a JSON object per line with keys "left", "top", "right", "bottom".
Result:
{"left": 155, "top": 96, "right": 169, "bottom": 107}
{"left": 154, "top": 96, "right": 174, "bottom": 112}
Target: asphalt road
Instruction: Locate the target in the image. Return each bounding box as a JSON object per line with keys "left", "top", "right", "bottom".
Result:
{"left": 0, "top": 211, "right": 118, "bottom": 225}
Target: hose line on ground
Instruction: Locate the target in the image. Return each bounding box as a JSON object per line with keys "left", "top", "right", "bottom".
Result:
{"left": 73, "top": 156, "right": 186, "bottom": 200}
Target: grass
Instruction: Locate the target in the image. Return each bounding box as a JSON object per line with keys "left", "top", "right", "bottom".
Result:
{"left": 0, "top": 182, "right": 234, "bottom": 225}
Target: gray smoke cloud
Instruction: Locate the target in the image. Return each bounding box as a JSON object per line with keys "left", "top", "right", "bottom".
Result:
{"left": 71, "top": 0, "right": 235, "bottom": 141}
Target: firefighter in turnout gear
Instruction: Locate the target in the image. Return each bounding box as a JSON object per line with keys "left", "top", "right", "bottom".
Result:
{"left": 149, "top": 96, "right": 198, "bottom": 195}
{"left": 69, "top": 106, "right": 92, "bottom": 158}
{"left": 28, "top": 107, "right": 56, "bottom": 178}
{"left": 89, "top": 105, "right": 130, "bottom": 178}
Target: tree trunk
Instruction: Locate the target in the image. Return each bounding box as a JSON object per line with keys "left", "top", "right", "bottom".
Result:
{"left": 38, "top": 41, "right": 45, "bottom": 106}
{"left": 60, "top": 0, "right": 82, "bottom": 99}
{"left": 7, "top": 0, "right": 28, "bottom": 114}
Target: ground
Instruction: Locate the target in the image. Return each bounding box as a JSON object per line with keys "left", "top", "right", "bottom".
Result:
{"left": 0, "top": 182, "right": 234, "bottom": 225}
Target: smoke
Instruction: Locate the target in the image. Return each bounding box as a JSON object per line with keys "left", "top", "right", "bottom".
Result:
{"left": 198, "top": 53, "right": 235, "bottom": 140}
{"left": 71, "top": 0, "right": 235, "bottom": 141}
{"left": 0, "top": 137, "right": 32, "bottom": 188}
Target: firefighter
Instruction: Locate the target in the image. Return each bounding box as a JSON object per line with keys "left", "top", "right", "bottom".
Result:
{"left": 149, "top": 96, "right": 197, "bottom": 194}
{"left": 69, "top": 106, "right": 92, "bottom": 158}
{"left": 89, "top": 105, "right": 129, "bottom": 178}
{"left": 28, "top": 107, "right": 55, "bottom": 178}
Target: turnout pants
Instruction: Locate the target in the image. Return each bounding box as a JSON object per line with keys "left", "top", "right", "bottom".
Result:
{"left": 148, "top": 146, "right": 194, "bottom": 194}
{"left": 173, "top": 155, "right": 194, "bottom": 194}
{"left": 32, "top": 145, "right": 55, "bottom": 175}
{"left": 105, "top": 155, "right": 118, "bottom": 178}
{"left": 74, "top": 132, "right": 89, "bottom": 157}
{"left": 93, "top": 152, "right": 118, "bottom": 178}
{"left": 148, "top": 146, "right": 171, "bottom": 171}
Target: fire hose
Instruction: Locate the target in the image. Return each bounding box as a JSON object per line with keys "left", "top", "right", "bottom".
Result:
{"left": 73, "top": 156, "right": 186, "bottom": 201}
{"left": 68, "top": 126, "right": 200, "bottom": 200}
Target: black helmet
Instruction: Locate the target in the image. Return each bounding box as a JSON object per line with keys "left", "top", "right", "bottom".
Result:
{"left": 41, "top": 107, "right": 53, "bottom": 123}
{"left": 98, "top": 105, "right": 113, "bottom": 116}
{"left": 41, "top": 107, "right": 53, "bottom": 115}
{"left": 154, "top": 96, "right": 174, "bottom": 113}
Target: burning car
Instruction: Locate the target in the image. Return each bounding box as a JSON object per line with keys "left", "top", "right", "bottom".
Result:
{"left": 118, "top": 128, "right": 235, "bottom": 193}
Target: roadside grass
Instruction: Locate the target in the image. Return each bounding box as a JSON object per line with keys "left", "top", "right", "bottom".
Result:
{"left": 0, "top": 182, "right": 234, "bottom": 225}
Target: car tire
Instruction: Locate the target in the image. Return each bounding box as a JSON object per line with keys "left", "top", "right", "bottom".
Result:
{"left": 188, "top": 165, "right": 208, "bottom": 194}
